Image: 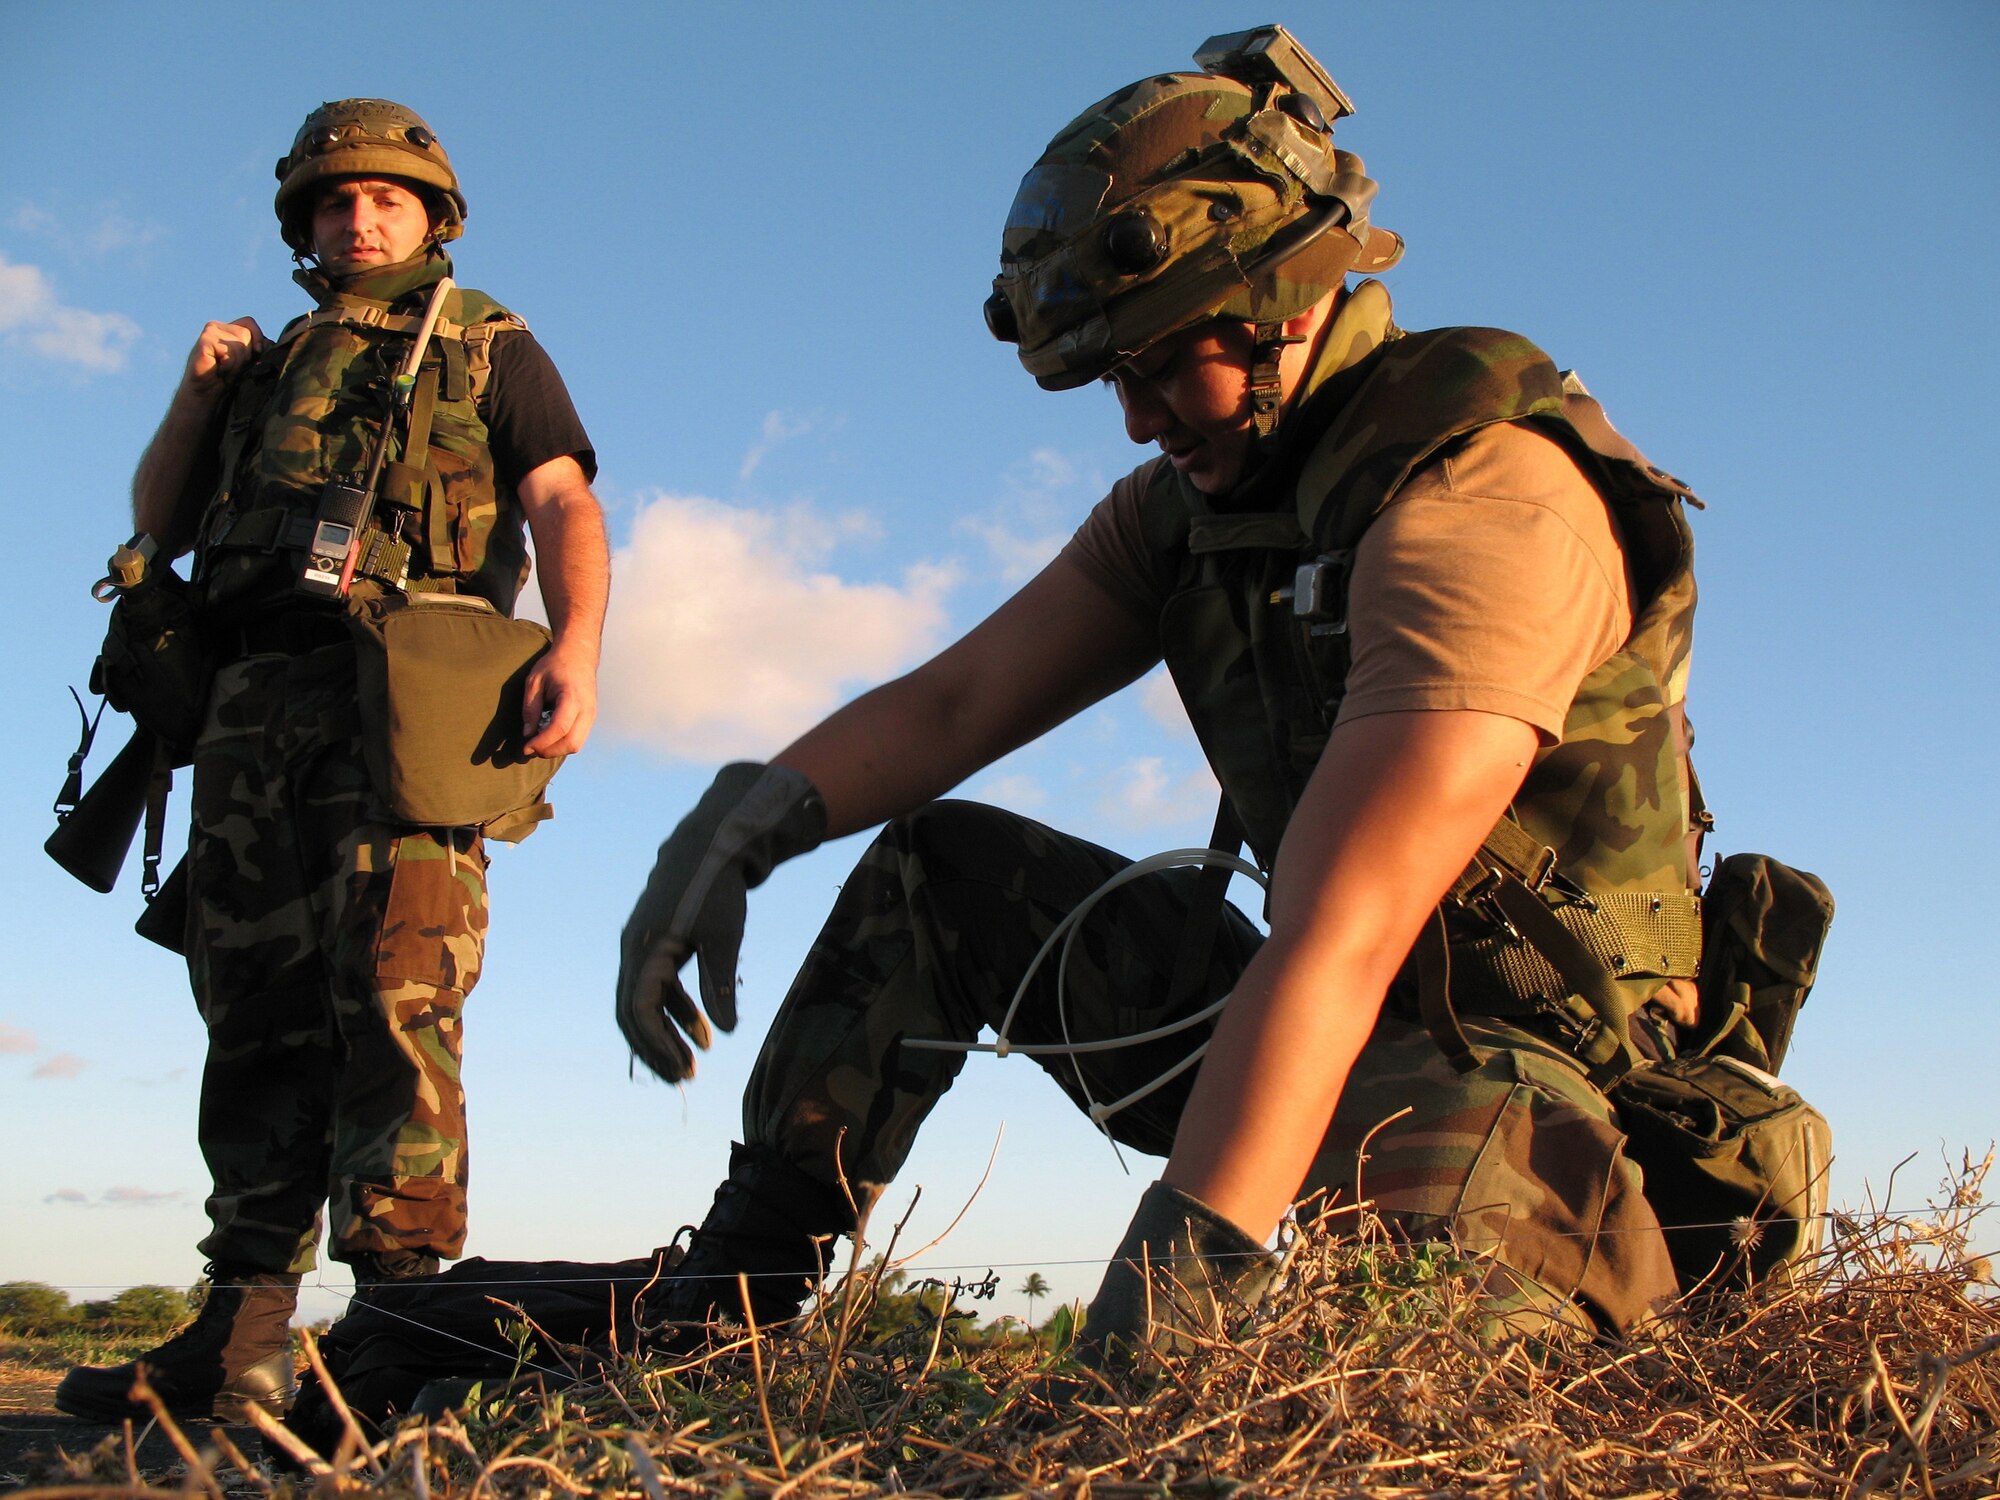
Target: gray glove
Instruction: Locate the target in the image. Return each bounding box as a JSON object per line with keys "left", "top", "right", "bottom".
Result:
{"left": 616, "top": 762, "right": 826, "bottom": 1081}
{"left": 1079, "top": 1180, "right": 1277, "bottom": 1368}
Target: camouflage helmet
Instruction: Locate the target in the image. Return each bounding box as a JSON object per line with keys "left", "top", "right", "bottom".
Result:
{"left": 273, "top": 98, "right": 466, "bottom": 253}
{"left": 986, "top": 26, "right": 1402, "bottom": 397}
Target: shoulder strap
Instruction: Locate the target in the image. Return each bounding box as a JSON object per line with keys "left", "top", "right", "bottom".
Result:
{"left": 1295, "top": 327, "right": 1571, "bottom": 555}
{"left": 444, "top": 287, "right": 529, "bottom": 410}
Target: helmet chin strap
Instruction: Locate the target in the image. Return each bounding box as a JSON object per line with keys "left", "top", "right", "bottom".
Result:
{"left": 293, "top": 233, "right": 447, "bottom": 280}
{"left": 1247, "top": 319, "right": 1306, "bottom": 439}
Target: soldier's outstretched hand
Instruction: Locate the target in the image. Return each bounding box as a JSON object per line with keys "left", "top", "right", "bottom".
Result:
{"left": 616, "top": 763, "right": 826, "bottom": 1082}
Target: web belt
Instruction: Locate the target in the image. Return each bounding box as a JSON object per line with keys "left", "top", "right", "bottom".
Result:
{"left": 1417, "top": 818, "right": 1702, "bottom": 1086}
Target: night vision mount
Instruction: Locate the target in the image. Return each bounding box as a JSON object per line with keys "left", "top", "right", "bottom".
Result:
{"left": 1194, "top": 24, "right": 1356, "bottom": 127}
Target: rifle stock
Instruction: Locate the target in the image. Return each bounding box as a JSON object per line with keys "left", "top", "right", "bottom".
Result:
{"left": 46, "top": 725, "right": 157, "bottom": 893}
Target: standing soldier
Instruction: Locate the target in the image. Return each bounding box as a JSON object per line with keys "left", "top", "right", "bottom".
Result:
{"left": 58, "top": 98, "right": 609, "bottom": 1423}
{"left": 613, "top": 25, "right": 1741, "bottom": 1362}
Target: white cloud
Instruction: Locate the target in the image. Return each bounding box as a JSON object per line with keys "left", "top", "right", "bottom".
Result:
{"left": 0, "top": 256, "right": 48, "bottom": 325}
{"left": 11, "top": 202, "right": 166, "bottom": 257}
{"left": 0, "top": 1022, "right": 36, "bottom": 1055}
{"left": 43, "top": 1185, "right": 185, "bottom": 1208}
{"left": 1098, "top": 755, "right": 1219, "bottom": 832}
{"left": 972, "top": 772, "right": 1048, "bottom": 813}
{"left": 955, "top": 516, "right": 1069, "bottom": 584}
{"left": 1012, "top": 447, "right": 1078, "bottom": 494}
{"left": 1138, "top": 668, "right": 1196, "bottom": 740}
{"left": 599, "top": 493, "right": 958, "bottom": 760}
{"left": 738, "top": 409, "right": 825, "bottom": 483}
{"left": 102, "top": 1186, "right": 185, "bottom": 1207}
{"left": 956, "top": 446, "right": 1105, "bottom": 584}
{"left": 118, "top": 1066, "right": 190, "bottom": 1087}
{"left": 0, "top": 253, "right": 139, "bottom": 372}
{"left": 31, "top": 1053, "right": 87, "bottom": 1080}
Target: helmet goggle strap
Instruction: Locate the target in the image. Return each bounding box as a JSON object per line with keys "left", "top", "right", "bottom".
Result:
{"left": 1248, "top": 319, "right": 1305, "bottom": 438}
{"left": 291, "top": 119, "right": 438, "bottom": 166}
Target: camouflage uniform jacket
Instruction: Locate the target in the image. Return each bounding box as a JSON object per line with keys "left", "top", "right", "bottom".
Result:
{"left": 192, "top": 258, "right": 531, "bottom": 624}
{"left": 1141, "top": 319, "right": 1707, "bottom": 1056}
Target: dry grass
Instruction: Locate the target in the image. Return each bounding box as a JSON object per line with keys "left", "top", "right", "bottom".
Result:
{"left": 14, "top": 1151, "right": 1996, "bottom": 1500}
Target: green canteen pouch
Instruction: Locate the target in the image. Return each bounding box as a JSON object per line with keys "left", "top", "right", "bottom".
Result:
{"left": 1613, "top": 1053, "right": 1831, "bottom": 1290}
{"left": 1695, "top": 852, "right": 1835, "bottom": 1072}
{"left": 345, "top": 592, "right": 561, "bottom": 841}
{"left": 91, "top": 564, "right": 209, "bottom": 763}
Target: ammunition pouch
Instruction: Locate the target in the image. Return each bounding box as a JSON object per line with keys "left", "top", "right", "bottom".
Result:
{"left": 1688, "top": 852, "right": 1834, "bottom": 1074}
{"left": 1600, "top": 851, "right": 1835, "bottom": 1292}
{"left": 344, "top": 591, "right": 561, "bottom": 842}
{"left": 91, "top": 563, "right": 209, "bottom": 763}
{"left": 1611, "top": 1054, "right": 1830, "bottom": 1290}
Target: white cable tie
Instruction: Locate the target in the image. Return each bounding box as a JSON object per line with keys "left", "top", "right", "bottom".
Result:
{"left": 1086, "top": 1038, "right": 1212, "bottom": 1126}
{"left": 903, "top": 995, "right": 1232, "bottom": 1057}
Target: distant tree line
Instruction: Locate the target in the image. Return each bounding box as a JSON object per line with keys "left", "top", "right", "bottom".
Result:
{"left": 0, "top": 1280, "right": 190, "bottom": 1336}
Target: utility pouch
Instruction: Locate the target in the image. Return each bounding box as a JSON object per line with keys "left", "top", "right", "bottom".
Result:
{"left": 91, "top": 563, "right": 209, "bottom": 764}
{"left": 1613, "top": 1054, "right": 1831, "bottom": 1291}
{"left": 345, "top": 592, "right": 561, "bottom": 841}
{"left": 135, "top": 855, "right": 191, "bottom": 955}
{"left": 1693, "top": 852, "right": 1834, "bottom": 1072}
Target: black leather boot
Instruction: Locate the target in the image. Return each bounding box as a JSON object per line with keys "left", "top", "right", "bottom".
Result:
{"left": 56, "top": 1267, "right": 299, "bottom": 1422}
{"left": 340, "top": 1246, "right": 445, "bottom": 1323}
{"left": 640, "top": 1143, "right": 857, "bottom": 1348}
{"left": 349, "top": 1248, "right": 442, "bottom": 1283}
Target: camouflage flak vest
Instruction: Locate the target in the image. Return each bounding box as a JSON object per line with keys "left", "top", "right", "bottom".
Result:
{"left": 194, "top": 270, "right": 530, "bottom": 623}
{"left": 1149, "top": 327, "right": 1708, "bottom": 1076}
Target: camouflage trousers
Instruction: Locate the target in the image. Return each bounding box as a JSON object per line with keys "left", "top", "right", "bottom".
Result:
{"left": 185, "top": 643, "right": 487, "bottom": 1275}
{"left": 744, "top": 801, "right": 1679, "bottom": 1334}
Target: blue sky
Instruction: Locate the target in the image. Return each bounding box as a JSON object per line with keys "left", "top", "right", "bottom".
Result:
{"left": 2, "top": 2, "right": 1994, "bottom": 1325}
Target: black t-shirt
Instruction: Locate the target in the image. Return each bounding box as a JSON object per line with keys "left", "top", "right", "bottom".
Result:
{"left": 485, "top": 329, "right": 596, "bottom": 486}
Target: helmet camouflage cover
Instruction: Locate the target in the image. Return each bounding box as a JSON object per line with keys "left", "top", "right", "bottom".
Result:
{"left": 273, "top": 98, "right": 467, "bottom": 253}
{"left": 987, "top": 25, "right": 1402, "bottom": 390}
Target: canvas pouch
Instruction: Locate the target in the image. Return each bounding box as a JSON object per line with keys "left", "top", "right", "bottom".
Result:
{"left": 1614, "top": 1053, "right": 1831, "bottom": 1290}
{"left": 345, "top": 591, "right": 560, "bottom": 841}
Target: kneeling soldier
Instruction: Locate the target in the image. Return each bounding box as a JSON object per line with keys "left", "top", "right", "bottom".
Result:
{"left": 619, "top": 28, "right": 1727, "bottom": 1360}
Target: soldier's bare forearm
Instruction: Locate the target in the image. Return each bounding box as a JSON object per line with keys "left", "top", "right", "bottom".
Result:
{"left": 132, "top": 318, "right": 268, "bottom": 554}
{"left": 518, "top": 456, "right": 609, "bottom": 653}
{"left": 1161, "top": 707, "right": 1538, "bottom": 1241}
{"left": 131, "top": 385, "right": 226, "bottom": 557}
{"left": 775, "top": 554, "right": 1159, "bottom": 839}
{"left": 518, "top": 457, "right": 609, "bottom": 757}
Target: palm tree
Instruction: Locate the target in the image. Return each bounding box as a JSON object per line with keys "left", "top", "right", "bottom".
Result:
{"left": 1018, "top": 1272, "right": 1050, "bottom": 1337}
